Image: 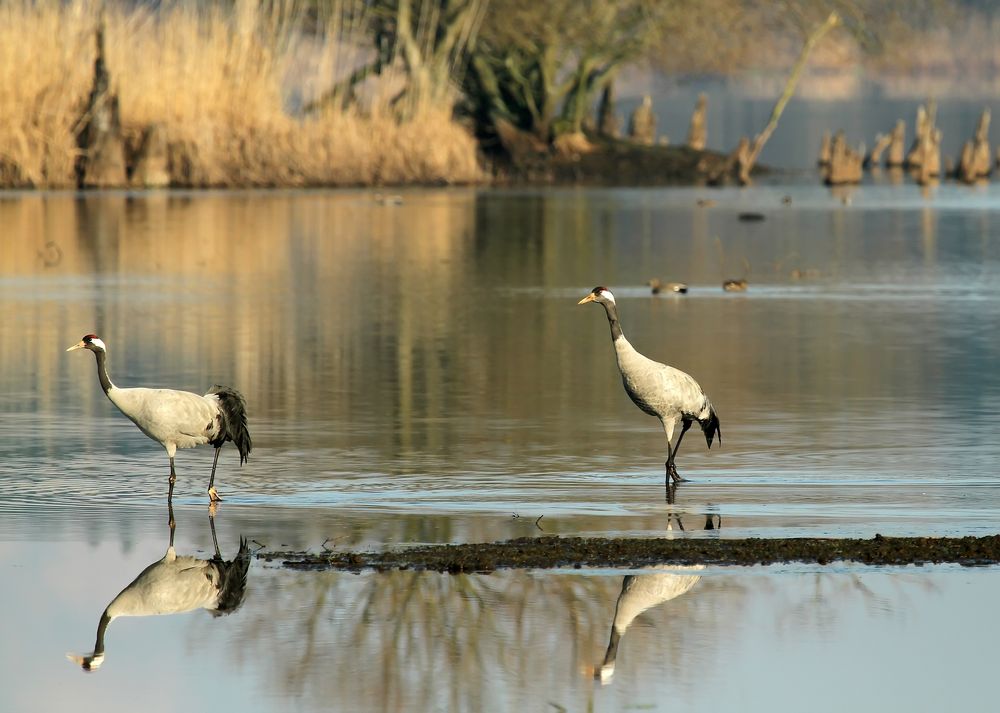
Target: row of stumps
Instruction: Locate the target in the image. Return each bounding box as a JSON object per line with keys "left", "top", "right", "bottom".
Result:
{"left": 76, "top": 23, "right": 170, "bottom": 189}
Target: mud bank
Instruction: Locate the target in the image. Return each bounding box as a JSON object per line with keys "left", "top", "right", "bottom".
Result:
{"left": 497, "top": 141, "right": 751, "bottom": 187}
{"left": 267, "top": 534, "right": 1000, "bottom": 573}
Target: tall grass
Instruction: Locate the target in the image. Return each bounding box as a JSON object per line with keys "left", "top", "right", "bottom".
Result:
{"left": 0, "top": 0, "right": 483, "bottom": 188}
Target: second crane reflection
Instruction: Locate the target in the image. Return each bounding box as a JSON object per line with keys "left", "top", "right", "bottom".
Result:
{"left": 68, "top": 500, "right": 251, "bottom": 671}
{"left": 597, "top": 513, "right": 719, "bottom": 685}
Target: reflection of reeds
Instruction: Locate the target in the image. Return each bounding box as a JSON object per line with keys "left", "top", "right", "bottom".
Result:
{"left": 0, "top": 1, "right": 482, "bottom": 188}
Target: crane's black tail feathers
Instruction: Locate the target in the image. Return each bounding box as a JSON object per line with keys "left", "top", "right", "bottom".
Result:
{"left": 701, "top": 407, "right": 722, "bottom": 448}
{"left": 209, "top": 385, "right": 252, "bottom": 465}
{"left": 211, "top": 536, "right": 251, "bottom": 616}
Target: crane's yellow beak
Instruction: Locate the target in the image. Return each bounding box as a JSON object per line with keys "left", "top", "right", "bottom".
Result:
{"left": 578, "top": 293, "right": 596, "bottom": 305}
{"left": 66, "top": 341, "right": 86, "bottom": 352}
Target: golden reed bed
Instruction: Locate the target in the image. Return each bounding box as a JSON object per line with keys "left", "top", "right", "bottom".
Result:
{"left": 0, "top": 0, "right": 483, "bottom": 188}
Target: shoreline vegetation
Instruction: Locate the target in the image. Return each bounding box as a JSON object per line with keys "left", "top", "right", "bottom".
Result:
{"left": 0, "top": 1, "right": 484, "bottom": 189}
{"left": 1, "top": 1, "right": 997, "bottom": 190}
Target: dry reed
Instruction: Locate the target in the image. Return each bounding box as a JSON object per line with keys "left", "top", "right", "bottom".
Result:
{"left": 0, "top": 0, "right": 483, "bottom": 188}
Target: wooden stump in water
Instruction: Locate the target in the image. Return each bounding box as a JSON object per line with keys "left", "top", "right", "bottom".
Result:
{"left": 958, "top": 108, "right": 992, "bottom": 183}
{"left": 686, "top": 93, "right": 707, "bottom": 151}
{"left": 628, "top": 95, "right": 656, "bottom": 146}
{"left": 825, "top": 131, "right": 863, "bottom": 185}
{"left": 886, "top": 119, "right": 906, "bottom": 167}
{"left": 913, "top": 128, "right": 942, "bottom": 185}
{"left": 906, "top": 102, "right": 938, "bottom": 170}
{"left": 864, "top": 132, "right": 891, "bottom": 168}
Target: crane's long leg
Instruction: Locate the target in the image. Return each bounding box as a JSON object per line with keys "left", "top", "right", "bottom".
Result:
{"left": 207, "top": 447, "right": 223, "bottom": 503}
{"left": 168, "top": 455, "right": 177, "bottom": 499}
{"left": 662, "top": 418, "right": 676, "bottom": 487}
{"left": 668, "top": 420, "right": 693, "bottom": 483}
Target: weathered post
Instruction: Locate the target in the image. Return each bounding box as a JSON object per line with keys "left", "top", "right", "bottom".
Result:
{"left": 686, "top": 93, "right": 707, "bottom": 150}
{"left": 76, "top": 22, "right": 127, "bottom": 188}
{"left": 628, "top": 95, "right": 656, "bottom": 146}
{"left": 865, "top": 133, "right": 891, "bottom": 168}
{"left": 886, "top": 119, "right": 906, "bottom": 167}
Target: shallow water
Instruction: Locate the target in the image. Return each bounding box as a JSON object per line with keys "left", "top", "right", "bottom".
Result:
{"left": 4, "top": 519, "right": 999, "bottom": 712}
{"left": 2, "top": 184, "right": 1000, "bottom": 709}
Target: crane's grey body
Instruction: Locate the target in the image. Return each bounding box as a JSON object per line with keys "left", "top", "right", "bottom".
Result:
{"left": 67, "top": 334, "right": 252, "bottom": 501}
{"left": 108, "top": 387, "right": 228, "bottom": 455}
{"left": 579, "top": 287, "right": 720, "bottom": 483}
{"left": 614, "top": 334, "right": 713, "bottom": 423}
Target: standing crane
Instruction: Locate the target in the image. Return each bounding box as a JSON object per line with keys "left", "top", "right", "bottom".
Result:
{"left": 578, "top": 287, "right": 721, "bottom": 484}
{"left": 67, "top": 334, "right": 252, "bottom": 502}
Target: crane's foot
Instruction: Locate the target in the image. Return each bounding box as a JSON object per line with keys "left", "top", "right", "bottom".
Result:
{"left": 666, "top": 463, "right": 688, "bottom": 483}
{"left": 208, "top": 486, "right": 223, "bottom": 503}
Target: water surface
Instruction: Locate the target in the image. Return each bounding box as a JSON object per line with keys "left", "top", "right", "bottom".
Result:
{"left": 2, "top": 185, "right": 1000, "bottom": 710}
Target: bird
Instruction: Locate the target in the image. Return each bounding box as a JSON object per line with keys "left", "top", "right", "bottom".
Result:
{"left": 722, "top": 278, "right": 748, "bottom": 291}
{"left": 578, "top": 287, "right": 721, "bottom": 483}
{"left": 596, "top": 565, "right": 704, "bottom": 684}
{"left": 647, "top": 278, "right": 688, "bottom": 295}
{"left": 67, "top": 334, "right": 252, "bottom": 502}
{"left": 69, "top": 504, "right": 250, "bottom": 672}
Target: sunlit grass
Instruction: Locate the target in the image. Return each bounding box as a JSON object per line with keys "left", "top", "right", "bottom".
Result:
{"left": 0, "top": 0, "right": 483, "bottom": 188}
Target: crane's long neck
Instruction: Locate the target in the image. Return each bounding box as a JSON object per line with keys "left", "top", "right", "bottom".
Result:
{"left": 77, "top": 609, "right": 112, "bottom": 670}
{"left": 93, "top": 349, "right": 115, "bottom": 394}
{"left": 602, "top": 301, "right": 624, "bottom": 343}
{"left": 602, "top": 626, "right": 622, "bottom": 668}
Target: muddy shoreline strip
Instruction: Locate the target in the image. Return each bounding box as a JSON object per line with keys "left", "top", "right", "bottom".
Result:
{"left": 267, "top": 534, "right": 1000, "bottom": 573}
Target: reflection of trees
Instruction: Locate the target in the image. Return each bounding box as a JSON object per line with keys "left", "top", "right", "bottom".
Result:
{"left": 222, "top": 564, "right": 939, "bottom": 711}
{"left": 234, "top": 569, "right": 618, "bottom": 711}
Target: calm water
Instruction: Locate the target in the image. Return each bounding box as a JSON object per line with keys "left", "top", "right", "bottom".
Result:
{"left": 2, "top": 184, "right": 1000, "bottom": 710}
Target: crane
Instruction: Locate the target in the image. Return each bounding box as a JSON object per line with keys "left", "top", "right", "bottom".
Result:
{"left": 69, "top": 501, "right": 251, "bottom": 671}
{"left": 578, "top": 287, "right": 721, "bottom": 484}
{"left": 67, "top": 334, "right": 252, "bottom": 502}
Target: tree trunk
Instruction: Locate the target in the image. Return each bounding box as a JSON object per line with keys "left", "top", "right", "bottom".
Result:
{"left": 740, "top": 11, "right": 841, "bottom": 183}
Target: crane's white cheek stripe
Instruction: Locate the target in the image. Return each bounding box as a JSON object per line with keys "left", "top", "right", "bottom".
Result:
{"left": 90, "top": 338, "right": 107, "bottom": 351}
{"left": 600, "top": 290, "right": 615, "bottom": 303}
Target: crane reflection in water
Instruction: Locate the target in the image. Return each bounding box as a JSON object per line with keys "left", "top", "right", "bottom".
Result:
{"left": 596, "top": 512, "right": 720, "bottom": 684}
{"left": 68, "top": 499, "right": 251, "bottom": 671}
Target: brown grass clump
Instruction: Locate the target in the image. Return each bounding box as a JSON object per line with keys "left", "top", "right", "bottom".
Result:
{"left": 0, "top": 0, "right": 483, "bottom": 188}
